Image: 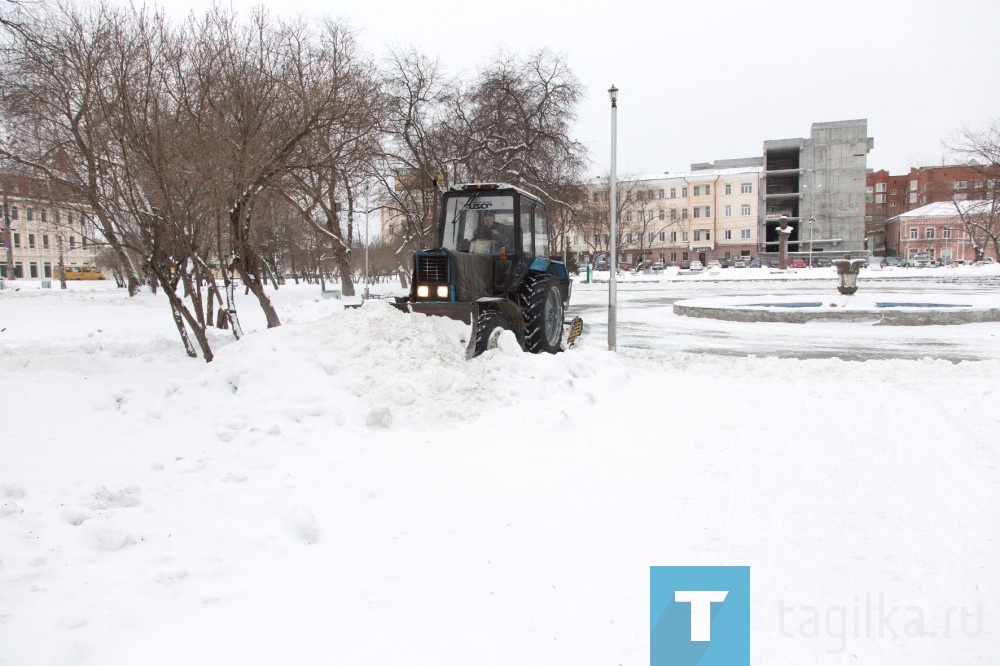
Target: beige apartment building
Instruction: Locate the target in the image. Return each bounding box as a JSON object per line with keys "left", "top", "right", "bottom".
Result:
{"left": 572, "top": 159, "right": 763, "bottom": 266}
{"left": 1, "top": 174, "right": 98, "bottom": 280}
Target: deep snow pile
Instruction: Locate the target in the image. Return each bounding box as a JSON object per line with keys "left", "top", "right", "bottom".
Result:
{"left": 1, "top": 282, "right": 997, "bottom": 665}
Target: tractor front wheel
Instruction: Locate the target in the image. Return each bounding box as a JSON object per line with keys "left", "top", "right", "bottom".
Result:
{"left": 473, "top": 309, "right": 510, "bottom": 356}
{"left": 521, "top": 274, "right": 564, "bottom": 354}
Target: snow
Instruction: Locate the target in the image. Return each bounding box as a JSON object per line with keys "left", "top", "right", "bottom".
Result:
{"left": 1, "top": 269, "right": 999, "bottom": 665}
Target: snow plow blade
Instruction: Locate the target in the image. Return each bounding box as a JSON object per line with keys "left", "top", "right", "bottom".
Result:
{"left": 392, "top": 300, "right": 476, "bottom": 325}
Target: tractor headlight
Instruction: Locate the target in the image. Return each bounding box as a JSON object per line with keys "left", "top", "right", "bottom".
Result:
{"left": 436, "top": 285, "right": 449, "bottom": 298}
{"left": 416, "top": 285, "right": 430, "bottom": 298}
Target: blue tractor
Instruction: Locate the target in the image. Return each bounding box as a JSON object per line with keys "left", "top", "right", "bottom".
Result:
{"left": 393, "top": 183, "right": 582, "bottom": 357}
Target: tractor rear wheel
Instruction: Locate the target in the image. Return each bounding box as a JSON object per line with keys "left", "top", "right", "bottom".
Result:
{"left": 473, "top": 309, "right": 509, "bottom": 356}
{"left": 521, "top": 274, "right": 564, "bottom": 354}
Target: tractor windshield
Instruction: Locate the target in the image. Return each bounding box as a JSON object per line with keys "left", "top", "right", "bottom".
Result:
{"left": 441, "top": 195, "right": 517, "bottom": 255}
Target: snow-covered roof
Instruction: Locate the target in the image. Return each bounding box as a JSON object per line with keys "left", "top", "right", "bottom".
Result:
{"left": 892, "top": 200, "right": 993, "bottom": 220}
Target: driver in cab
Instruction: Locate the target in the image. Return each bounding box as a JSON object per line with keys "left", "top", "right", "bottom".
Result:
{"left": 472, "top": 212, "right": 515, "bottom": 251}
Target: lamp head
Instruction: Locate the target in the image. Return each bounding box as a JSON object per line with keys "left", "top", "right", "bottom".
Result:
{"left": 608, "top": 85, "right": 618, "bottom": 106}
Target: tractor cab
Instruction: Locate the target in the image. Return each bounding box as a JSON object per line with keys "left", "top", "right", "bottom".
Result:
{"left": 440, "top": 183, "right": 549, "bottom": 259}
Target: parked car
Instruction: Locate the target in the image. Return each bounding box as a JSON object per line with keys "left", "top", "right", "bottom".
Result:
{"left": 982, "top": 257, "right": 996, "bottom": 264}
{"left": 812, "top": 257, "right": 832, "bottom": 268}
{"left": 789, "top": 258, "right": 807, "bottom": 268}
{"left": 749, "top": 259, "right": 762, "bottom": 268}
{"left": 706, "top": 259, "right": 722, "bottom": 269}
{"left": 679, "top": 259, "right": 692, "bottom": 270}
{"left": 880, "top": 256, "right": 901, "bottom": 268}
{"left": 732, "top": 258, "right": 747, "bottom": 268}
{"left": 594, "top": 260, "right": 609, "bottom": 271}
{"left": 911, "top": 253, "right": 932, "bottom": 268}
{"left": 651, "top": 260, "right": 666, "bottom": 271}
{"left": 689, "top": 260, "right": 704, "bottom": 272}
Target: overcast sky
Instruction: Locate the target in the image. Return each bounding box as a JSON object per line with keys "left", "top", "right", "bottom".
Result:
{"left": 170, "top": 0, "right": 1000, "bottom": 178}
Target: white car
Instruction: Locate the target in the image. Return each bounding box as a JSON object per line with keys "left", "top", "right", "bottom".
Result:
{"left": 689, "top": 260, "right": 704, "bottom": 272}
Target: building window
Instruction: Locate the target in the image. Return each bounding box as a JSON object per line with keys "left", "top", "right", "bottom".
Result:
{"left": 648, "top": 232, "right": 655, "bottom": 243}
{"left": 890, "top": 201, "right": 896, "bottom": 208}
{"left": 725, "top": 183, "right": 732, "bottom": 195}
{"left": 909, "top": 227, "right": 919, "bottom": 240}
{"left": 725, "top": 229, "right": 732, "bottom": 240}
{"left": 670, "top": 209, "right": 677, "bottom": 220}
{"left": 740, "top": 228, "right": 751, "bottom": 239}
{"left": 705, "top": 206, "right": 710, "bottom": 217}
{"left": 909, "top": 193, "right": 917, "bottom": 204}
{"left": 28, "top": 234, "right": 35, "bottom": 249}
{"left": 43, "top": 234, "right": 50, "bottom": 249}
{"left": 741, "top": 182, "right": 752, "bottom": 194}
{"left": 9, "top": 206, "right": 16, "bottom": 220}
{"left": 69, "top": 236, "right": 75, "bottom": 250}
{"left": 942, "top": 228, "right": 952, "bottom": 239}
{"left": 12, "top": 232, "right": 19, "bottom": 248}
{"left": 725, "top": 204, "right": 732, "bottom": 217}
{"left": 26, "top": 207, "right": 34, "bottom": 221}
{"left": 954, "top": 181, "right": 968, "bottom": 190}
{"left": 693, "top": 186, "right": 701, "bottom": 196}
{"left": 705, "top": 185, "right": 711, "bottom": 195}
{"left": 890, "top": 189, "right": 897, "bottom": 196}
{"left": 658, "top": 189, "right": 664, "bottom": 199}
{"left": 647, "top": 211, "right": 654, "bottom": 222}
{"left": 741, "top": 204, "right": 751, "bottom": 216}
{"left": 682, "top": 231, "right": 689, "bottom": 242}
{"left": 693, "top": 208, "right": 701, "bottom": 218}
{"left": 875, "top": 183, "right": 886, "bottom": 193}
{"left": 29, "top": 262, "right": 39, "bottom": 278}
{"left": 926, "top": 227, "right": 935, "bottom": 240}
{"left": 82, "top": 236, "right": 88, "bottom": 249}
{"left": 681, "top": 187, "right": 688, "bottom": 197}
{"left": 670, "top": 188, "right": 676, "bottom": 198}
{"left": 593, "top": 192, "right": 600, "bottom": 203}
{"left": 875, "top": 194, "right": 885, "bottom": 203}
{"left": 659, "top": 231, "right": 665, "bottom": 241}
{"left": 43, "top": 262, "right": 52, "bottom": 278}
{"left": 658, "top": 209, "right": 665, "bottom": 220}
{"left": 670, "top": 231, "right": 677, "bottom": 242}
{"left": 40, "top": 210, "right": 47, "bottom": 223}
{"left": 974, "top": 180, "right": 984, "bottom": 189}
{"left": 682, "top": 209, "right": 688, "bottom": 219}
{"left": 910, "top": 180, "right": 918, "bottom": 191}
{"left": 682, "top": 252, "right": 689, "bottom": 260}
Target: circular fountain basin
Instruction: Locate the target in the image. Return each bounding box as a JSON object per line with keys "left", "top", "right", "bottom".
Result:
{"left": 674, "top": 293, "right": 1000, "bottom": 325}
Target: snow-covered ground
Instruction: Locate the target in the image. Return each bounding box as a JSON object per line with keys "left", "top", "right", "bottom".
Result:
{"left": 1, "top": 268, "right": 998, "bottom": 665}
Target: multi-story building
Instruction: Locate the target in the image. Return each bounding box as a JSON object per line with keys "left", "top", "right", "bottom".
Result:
{"left": 866, "top": 164, "right": 998, "bottom": 256}
{"left": 763, "top": 120, "right": 873, "bottom": 262}
{"left": 574, "top": 159, "right": 763, "bottom": 266}
{"left": 1, "top": 174, "right": 97, "bottom": 280}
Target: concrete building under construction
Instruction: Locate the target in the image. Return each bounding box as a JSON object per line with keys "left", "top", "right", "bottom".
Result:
{"left": 762, "top": 119, "right": 873, "bottom": 261}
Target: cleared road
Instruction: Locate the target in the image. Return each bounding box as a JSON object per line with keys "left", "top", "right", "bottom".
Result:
{"left": 568, "top": 274, "right": 1000, "bottom": 362}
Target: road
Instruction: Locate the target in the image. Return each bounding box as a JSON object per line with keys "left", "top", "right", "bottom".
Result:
{"left": 567, "top": 275, "right": 1000, "bottom": 362}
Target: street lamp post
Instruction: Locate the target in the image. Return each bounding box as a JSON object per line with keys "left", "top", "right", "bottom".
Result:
{"left": 808, "top": 217, "right": 815, "bottom": 268}
{"left": 608, "top": 84, "right": 618, "bottom": 352}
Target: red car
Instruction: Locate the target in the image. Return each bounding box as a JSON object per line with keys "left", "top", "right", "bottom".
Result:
{"left": 789, "top": 259, "right": 807, "bottom": 268}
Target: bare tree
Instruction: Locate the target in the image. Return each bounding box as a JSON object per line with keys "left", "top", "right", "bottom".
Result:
{"left": 375, "top": 48, "right": 460, "bottom": 263}
{"left": 282, "top": 20, "right": 383, "bottom": 297}
{"left": 947, "top": 121, "right": 1000, "bottom": 260}
{"left": 0, "top": 0, "right": 143, "bottom": 294}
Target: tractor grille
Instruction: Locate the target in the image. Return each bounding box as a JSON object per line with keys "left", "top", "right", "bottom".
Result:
{"left": 416, "top": 254, "right": 449, "bottom": 283}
